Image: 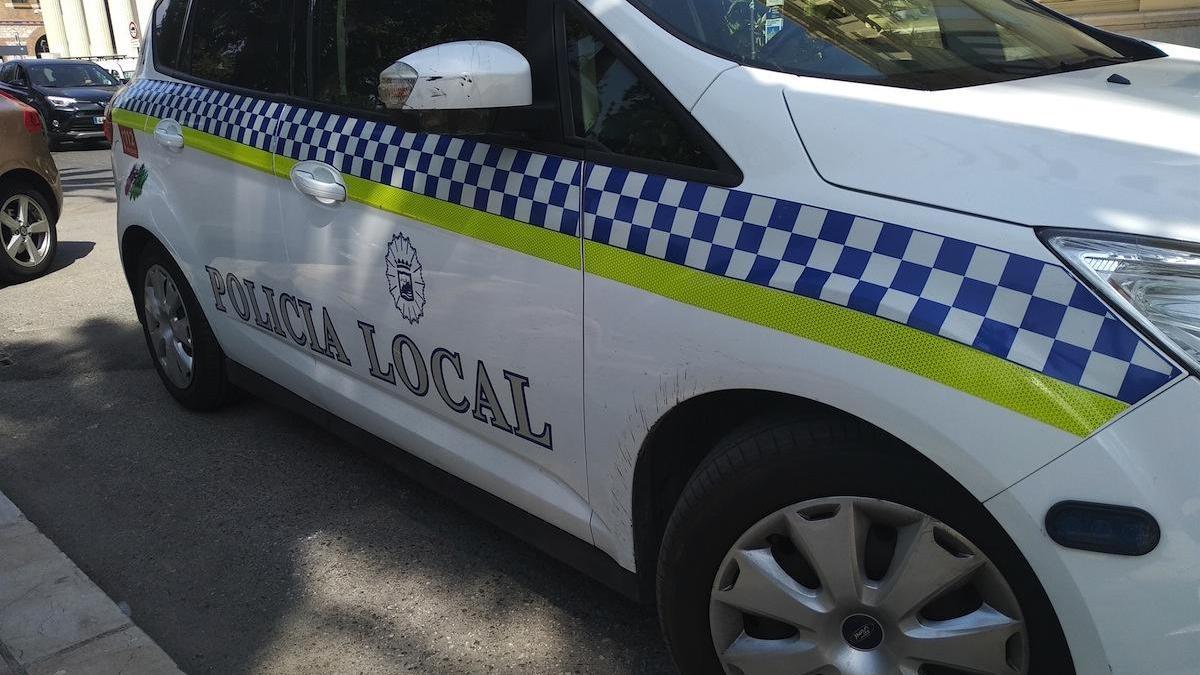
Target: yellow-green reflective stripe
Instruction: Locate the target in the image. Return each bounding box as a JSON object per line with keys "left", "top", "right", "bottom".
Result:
{"left": 122, "top": 111, "right": 1125, "bottom": 435}
{"left": 111, "top": 108, "right": 152, "bottom": 131}
{"left": 181, "top": 125, "right": 275, "bottom": 174}
{"left": 116, "top": 109, "right": 275, "bottom": 174}
{"left": 273, "top": 156, "right": 581, "bottom": 270}
{"left": 584, "top": 240, "right": 1126, "bottom": 437}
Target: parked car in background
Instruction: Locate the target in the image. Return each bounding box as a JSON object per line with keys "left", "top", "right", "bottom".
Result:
{"left": 0, "top": 92, "right": 61, "bottom": 283}
{"left": 0, "top": 59, "right": 118, "bottom": 150}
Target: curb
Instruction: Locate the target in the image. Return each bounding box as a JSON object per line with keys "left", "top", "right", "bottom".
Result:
{"left": 0, "top": 493, "right": 182, "bottom": 675}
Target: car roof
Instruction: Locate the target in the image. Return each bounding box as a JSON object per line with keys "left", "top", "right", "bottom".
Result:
{"left": 15, "top": 59, "right": 101, "bottom": 66}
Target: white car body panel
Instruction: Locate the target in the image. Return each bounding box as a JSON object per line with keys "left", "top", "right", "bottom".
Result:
{"left": 583, "top": 267, "right": 1085, "bottom": 566}
{"left": 989, "top": 376, "right": 1200, "bottom": 675}
{"left": 274, "top": 161, "right": 593, "bottom": 542}
{"left": 111, "top": 2, "right": 1200, "bottom": 673}
{"left": 787, "top": 45, "right": 1200, "bottom": 235}
{"left": 112, "top": 106, "right": 328, "bottom": 406}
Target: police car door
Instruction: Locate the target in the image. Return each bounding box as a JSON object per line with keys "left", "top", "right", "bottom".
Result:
{"left": 274, "top": 0, "right": 591, "bottom": 540}
{"left": 112, "top": 0, "right": 322, "bottom": 402}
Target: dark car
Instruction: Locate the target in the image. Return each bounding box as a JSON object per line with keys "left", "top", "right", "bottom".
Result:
{"left": 0, "top": 59, "right": 119, "bottom": 150}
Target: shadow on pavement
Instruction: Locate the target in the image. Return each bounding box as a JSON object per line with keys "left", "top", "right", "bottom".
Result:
{"left": 0, "top": 241, "right": 95, "bottom": 290}
{"left": 48, "top": 240, "right": 96, "bottom": 274}
{"left": 58, "top": 165, "right": 116, "bottom": 204}
{"left": 0, "top": 316, "right": 143, "bottom": 381}
{"left": 0, "top": 317, "right": 673, "bottom": 673}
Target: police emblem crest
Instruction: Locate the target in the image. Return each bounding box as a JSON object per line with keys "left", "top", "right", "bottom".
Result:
{"left": 385, "top": 232, "right": 426, "bottom": 324}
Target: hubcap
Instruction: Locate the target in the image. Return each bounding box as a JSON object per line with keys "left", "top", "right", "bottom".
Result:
{"left": 842, "top": 614, "right": 885, "bottom": 651}
{"left": 710, "top": 497, "right": 1028, "bottom": 675}
{"left": 143, "top": 264, "right": 194, "bottom": 388}
{"left": 1, "top": 194, "right": 51, "bottom": 268}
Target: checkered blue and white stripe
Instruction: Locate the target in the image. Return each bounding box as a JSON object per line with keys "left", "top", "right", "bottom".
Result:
{"left": 274, "top": 105, "right": 583, "bottom": 236}
{"left": 583, "top": 165, "right": 1179, "bottom": 405}
{"left": 116, "top": 79, "right": 1180, "bottom": 406}
{"left": 118, "top": 80, "right": 583, "bottom": 236}
{"left": 118, "top": 79, "right": 280, "bottom": 152}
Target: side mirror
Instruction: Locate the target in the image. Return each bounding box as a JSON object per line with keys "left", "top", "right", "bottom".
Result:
{"left": 378, "top": 40, "right": 532, "bottom": 111}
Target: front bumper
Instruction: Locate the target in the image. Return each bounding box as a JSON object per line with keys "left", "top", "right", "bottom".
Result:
{"left": 989, "top": 377, "right": 1200, "bottom": 675}
{"left": 46, "top": 105, "right": 107, "bottom": 142}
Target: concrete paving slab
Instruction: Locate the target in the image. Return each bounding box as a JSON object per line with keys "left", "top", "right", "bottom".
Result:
{"left": 0, "top": 486, "right": 180, "bottom": 673}
{"left": 0, "top": 521, "right": 37, "bottom": 544}
{"left": 0, "top": 532, "right": 130, "bottom": 665}
{"left": 0, "top": 529, "right": 82, "bottom": 605}
{"left": 0, "top": 495, "right": 21, "bottom": 528}
{"left": 27, "top": 627, "right": 181, "bottom": 675}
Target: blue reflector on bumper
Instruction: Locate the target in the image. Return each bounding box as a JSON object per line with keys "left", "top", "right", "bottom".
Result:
{"left": 1046, "top": 501, "right": 1160, "bottom": 556}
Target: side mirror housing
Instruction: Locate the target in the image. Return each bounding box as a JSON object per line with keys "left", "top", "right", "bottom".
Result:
{"left": 378, "top": 40, "right": 532, "bottom": 111}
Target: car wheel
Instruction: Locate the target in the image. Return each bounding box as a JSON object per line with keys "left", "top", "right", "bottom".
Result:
{"left": 656, "top": 414, "right": 1074, "bottom": 675}
{"left": 0, "top": 182, "right": 57, "bottom": 284}
{"left": 135, "top": 241, "right": 233, "bottom": 410}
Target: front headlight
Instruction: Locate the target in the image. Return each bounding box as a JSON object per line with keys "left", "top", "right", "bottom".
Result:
{"left": 1046, "top": 232, "right": 1200, "bottom": 373}
{"left": 45, "top": 96, "right": 77, "bottom": 108}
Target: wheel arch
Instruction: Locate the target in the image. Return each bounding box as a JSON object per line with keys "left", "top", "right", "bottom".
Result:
{"left": 0, "top": 168, "right": 60, "bottom": 222}
{"left": 119, "top": 224, "right": 161, "bottom": 294}
{"left": 629, "top": 387, "right": 977, "bottom": 599}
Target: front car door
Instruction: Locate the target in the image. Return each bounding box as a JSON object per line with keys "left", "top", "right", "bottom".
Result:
{"left": 271, "top": 0, "right": 592, "bottom": 541}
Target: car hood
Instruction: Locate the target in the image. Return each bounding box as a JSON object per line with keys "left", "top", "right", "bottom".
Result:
{"left": 36, "top": 86, "right": 117, "bottom": 103}
{"left": 786, "top": 45, "right": 1200, "bottom": 241}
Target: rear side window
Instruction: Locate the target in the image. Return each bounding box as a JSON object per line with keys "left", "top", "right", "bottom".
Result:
{"left": 151, "top": 0, "right": 188, "bottom": 72}
{"left": 310, "top": 0, "right": 528, "bottom": 113}
{"left": 182, "top": 0, "right": 289, "bottom": 93}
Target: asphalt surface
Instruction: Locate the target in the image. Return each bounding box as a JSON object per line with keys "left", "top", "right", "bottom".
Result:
{"left": 0, "top": 148, "right": 673, "bottom": 674}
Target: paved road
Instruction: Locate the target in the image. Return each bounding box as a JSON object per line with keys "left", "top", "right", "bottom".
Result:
{"left": 0, "top": 149, "right": 673, "bottom": 674}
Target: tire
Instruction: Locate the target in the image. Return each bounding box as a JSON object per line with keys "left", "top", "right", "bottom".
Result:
{"left": 656, "top": 413, "right": 1074, "bottom": 675}
{"left": 134, "top": 240, "right": 233, "bottom": 411}
{"left": 0, "top": 181, "right": 58, "bottom": 284}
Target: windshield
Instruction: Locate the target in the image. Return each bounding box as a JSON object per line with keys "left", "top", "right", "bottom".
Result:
{"left": 27, "top": 63, "right": 119, "bottom": 88}
{"left": 633, "top": 0, "right": 1159, "bottom": 89}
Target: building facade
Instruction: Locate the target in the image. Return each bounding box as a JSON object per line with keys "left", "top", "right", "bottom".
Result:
{"left": 1052, "top": 0, "right": 1200, "bottom": 45}
{"left": 2, "top": 0, "right": 150, "bottom": 60}
{"left": 0, "top": 0, "right": 47, "bottom": 59}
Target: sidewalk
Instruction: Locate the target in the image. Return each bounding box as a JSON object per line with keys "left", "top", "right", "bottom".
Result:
{"left": 0, "top": 492, "right": 180, "bottom": 675}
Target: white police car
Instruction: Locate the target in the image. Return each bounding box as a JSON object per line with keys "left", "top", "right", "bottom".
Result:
{"left": 108, "top": 0, "right": 1200, "bottom": 672}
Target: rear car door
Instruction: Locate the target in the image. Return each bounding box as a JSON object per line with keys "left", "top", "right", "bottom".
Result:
{"left": 271, "top": 0, "right": 592, "bottom": 539}
{"left": 112, "top": 0, "right": 313, "bottom": 398}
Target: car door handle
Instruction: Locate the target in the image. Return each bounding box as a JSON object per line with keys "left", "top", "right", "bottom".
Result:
{"left": 153, "top": 119, "right": 184, "bottom": 151}
{"left": 290, "top": 161, "right": 347, "bottom": 205}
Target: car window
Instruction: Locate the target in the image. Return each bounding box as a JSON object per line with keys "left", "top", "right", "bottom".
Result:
{"left": 152, "top": 0, "right": 189, "bottom": 72}
{"left": 564, "top": 13, "right": 716, "bottom": 170}
{"left": 0, "top": 64, "right": 11, "bottom": 83}
{"left": 309, "top": 0, "right": 528, "bottom": 113}
{"left": 183, "top": 0, "right": 289, "bottom": 93}
{"left": 26, "top": 63, "right": 119, "bottom": 88}
{"left": 633, "top": 0, "right": 1159, "bottom": 90}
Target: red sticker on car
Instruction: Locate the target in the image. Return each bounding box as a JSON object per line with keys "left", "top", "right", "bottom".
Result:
{"left": 119, "top": 125, "right": 138, "bottom": 158}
